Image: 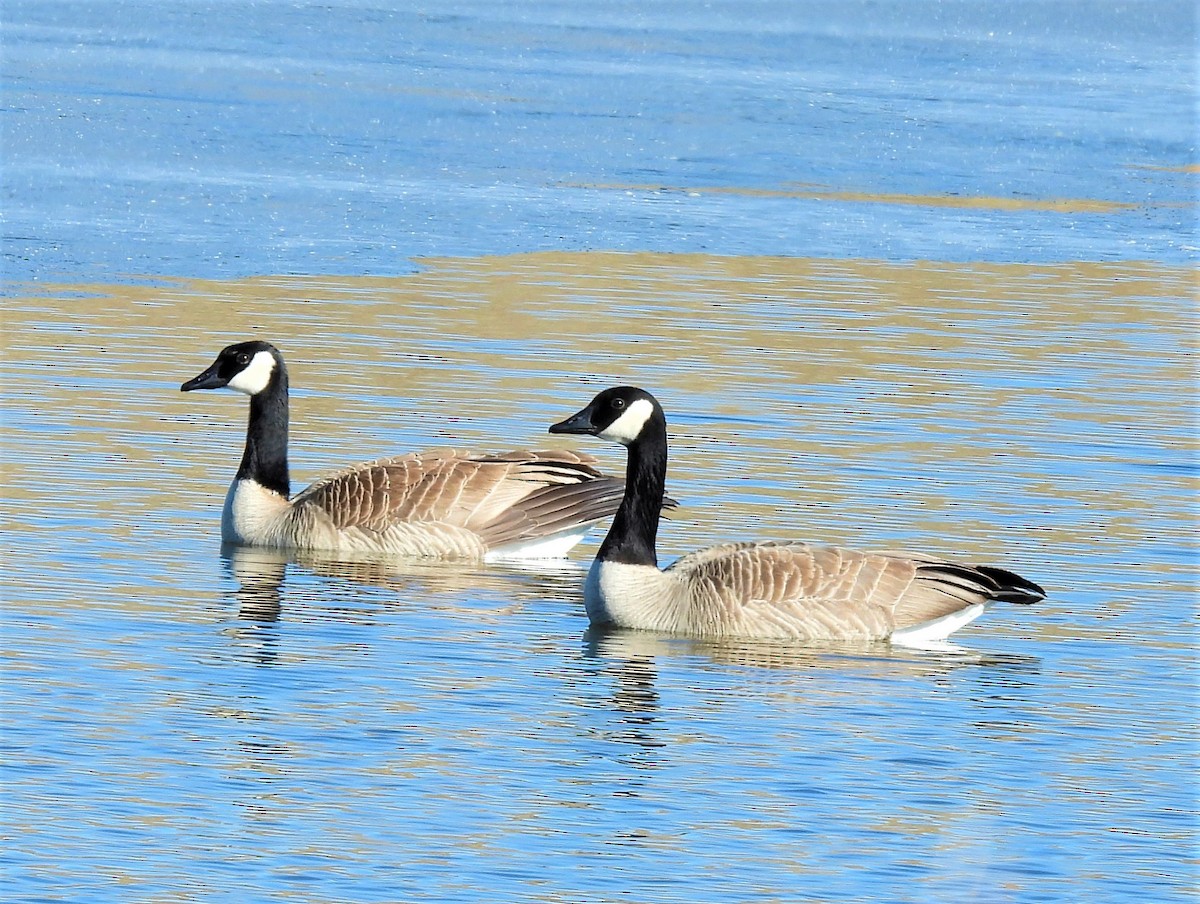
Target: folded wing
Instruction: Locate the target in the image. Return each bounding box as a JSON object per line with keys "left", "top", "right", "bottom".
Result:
{"left": 290, "top": 448, "right": 624, "bottom": 549}
{"left": 668, "top": 541, "right": 1043, "bottom": 640}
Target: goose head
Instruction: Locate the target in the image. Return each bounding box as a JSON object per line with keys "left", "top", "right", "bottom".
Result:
{"left": 182, "top": 341, "right": 284, "bottom": 396}
{"left": 549, "top": 386, "right": 664, "bottom": 447}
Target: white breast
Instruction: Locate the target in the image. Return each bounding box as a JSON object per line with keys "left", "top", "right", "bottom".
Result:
{"left": 584, "top": 559, "right": 678, "bottom": 630}
{"left": 221, "top": 479, "right": 291, "bottom": 546}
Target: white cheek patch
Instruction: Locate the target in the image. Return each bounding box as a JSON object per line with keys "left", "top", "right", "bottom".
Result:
{"left": 599, "top": 398, "right": 655, "bottom": 445}
{"left": 226, "top": 350, "right": 277, "bottom": 396}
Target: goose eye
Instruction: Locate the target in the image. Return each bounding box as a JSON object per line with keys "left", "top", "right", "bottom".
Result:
{"left": 236, "top": 353, "right": 250, "bottom": 366}
{"left": 611, "top": 398, "right": 626, "bottom": 410}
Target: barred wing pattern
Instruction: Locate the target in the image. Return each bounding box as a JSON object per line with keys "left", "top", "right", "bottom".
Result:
{"left": 664, "top": 541, "right": 1039, "bottom": 640}
{"left": 288, "top": 449, "right": 624, "bottom": 556}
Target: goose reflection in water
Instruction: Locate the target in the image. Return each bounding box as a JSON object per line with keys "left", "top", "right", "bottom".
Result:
{"left": 584, "top": 624, "right": 1040, "bottom": 676}
{"left": 584, "top": 625, "right": 1042, "bottom": 739}
{"left": 222, "top": 543, "right": 586, "bottom": 625}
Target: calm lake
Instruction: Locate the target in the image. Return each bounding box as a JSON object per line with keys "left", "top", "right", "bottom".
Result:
{"left": 3, "top": 2, "right": 1197, "bottom": 902}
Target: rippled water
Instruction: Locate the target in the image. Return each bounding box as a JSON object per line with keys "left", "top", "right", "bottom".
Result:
{"left": 3, "top": 3, "right": 1197, "bottom": 903}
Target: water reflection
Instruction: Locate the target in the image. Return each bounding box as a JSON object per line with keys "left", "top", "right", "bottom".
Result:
{"left": 589, "top": 639, "right": 667, "bottom": 769}
{"left": 227, "top": 546, "right": 288, "bottom": 623}
{"left": 582, "top": 626, "right": 1044, "bottom": 766}
{"left": 585, "top": 624, "right": 1040, "bottom": 677}
{"left": 222, "top": 543, "right": 585, "bottom": 624}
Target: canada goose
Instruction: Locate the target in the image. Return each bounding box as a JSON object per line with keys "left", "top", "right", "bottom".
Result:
{"left": 549, "top": 387, "right": 1045, "bottom": 644}
{"left": 181, "top": 340, "right": 626, "bottom": 560}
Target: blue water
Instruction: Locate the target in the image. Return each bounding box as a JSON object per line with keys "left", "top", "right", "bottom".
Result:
{"left": 2, "top": 2, "right": 1198, "bottom": 903}
{"left": 4, "top": 0, "right": 1196, "bottom": 285}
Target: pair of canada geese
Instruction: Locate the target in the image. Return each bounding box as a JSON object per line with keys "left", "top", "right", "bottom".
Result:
{"left": 183, "top": 340, "right": 1045, "bottom": 646}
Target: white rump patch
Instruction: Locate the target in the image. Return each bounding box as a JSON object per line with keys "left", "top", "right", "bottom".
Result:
{"left": 227, "top": 350, "right": 277, "bottom": 396}
{"left": 890, "top": 603, "right": 987, "bottom": 648}
{"left": 599, "top": 398, "right": 655, "bottom": 445}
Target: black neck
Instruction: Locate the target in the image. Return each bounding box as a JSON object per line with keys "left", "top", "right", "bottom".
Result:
{"left": 236, "top": 371, "right": 290, "bottom": 498}
{"left": 597, "top": 419, "right": 667, "bottom": 568}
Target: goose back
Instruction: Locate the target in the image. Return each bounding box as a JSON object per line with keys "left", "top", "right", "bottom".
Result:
{"left": 282, "top": 448, "right": 624, "bottom": 558}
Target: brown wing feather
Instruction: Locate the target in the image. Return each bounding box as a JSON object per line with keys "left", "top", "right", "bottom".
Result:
{"left": 667, "top": 541, "right": 1032, "bottom": 639}
{"left": 290, "top": 449, "right": 463, "bottom": 531}
{"left": 473, "top": 476, "right": 627, "bottom": 549}
{"left": 289, "top": 448, "right": 617, "bottom": 544}
{"left": 668, "top": 543, "right": 901, "bottom": 637}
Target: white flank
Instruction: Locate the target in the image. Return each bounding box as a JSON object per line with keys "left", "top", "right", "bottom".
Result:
{"left": 890, "top": 602, "right": 988, "bottom": 648}
{"left": 484, "top": 528, "right": 591, "bottom": 563}
{"left": 599, "top": 398, "right": 655, "bottom": 445}
{"left": 222, "top": 478, "right": 290, "bottom": 545}
{"left": 227, "top": 350, "right": 277, "bottom": 396}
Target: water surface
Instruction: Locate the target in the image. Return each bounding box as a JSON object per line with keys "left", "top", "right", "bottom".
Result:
{"left": 4, "top": 0, "right": 1195, "bottom": 281}
{"left": 3, "top": 256, "right": 1196, "bottom": 902}
{"left": 2, "top": 1, "right": 1197, "bottom": 902}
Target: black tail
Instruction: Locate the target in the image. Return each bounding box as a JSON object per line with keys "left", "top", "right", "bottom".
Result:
{"left": 973, "top": 565, "right": 1046, "bottom": 605}
{"left": 916, "top": 561, "right": 1046, "bottom": 606}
